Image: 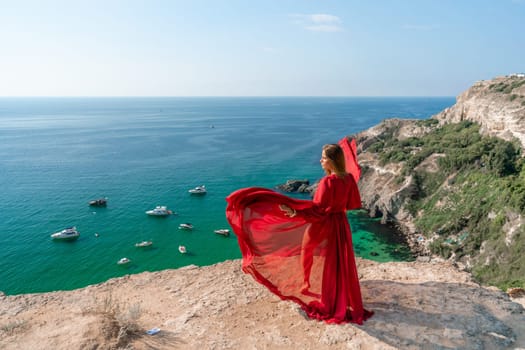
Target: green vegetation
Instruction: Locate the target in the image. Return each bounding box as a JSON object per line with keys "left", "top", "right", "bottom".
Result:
{"left": 489, "top": 78, "right": 525, "bottom": 94}
{"left": 368, "top": 120, "right": 525, "bottom": 290}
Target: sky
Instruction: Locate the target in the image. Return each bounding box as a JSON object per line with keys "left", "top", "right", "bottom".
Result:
{"left": 0, "top": 0, "right": 524, "bottom": 97}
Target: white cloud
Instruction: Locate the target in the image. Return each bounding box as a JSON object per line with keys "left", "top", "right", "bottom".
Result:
{"left": 310, "top": 14, "right": 341, "bottom": 24}
{"left": 290, "top": 13, "right": 343, "bottom": 32}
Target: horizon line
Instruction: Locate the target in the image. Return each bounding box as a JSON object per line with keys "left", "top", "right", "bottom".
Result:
{"left": 0, "top": 95, "right": 455, "bottom": 99}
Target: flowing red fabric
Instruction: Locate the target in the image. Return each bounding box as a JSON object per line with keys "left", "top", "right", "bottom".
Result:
{"left": 338, "top": 137, "right": 361, "bottom": 183}
{"left": 226, "top": 159, "right": 373, "bottom": 324}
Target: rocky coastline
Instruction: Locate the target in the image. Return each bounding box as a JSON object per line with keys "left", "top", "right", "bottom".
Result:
{"left": 352, "top": 75, "right": 525, "bottom": 288}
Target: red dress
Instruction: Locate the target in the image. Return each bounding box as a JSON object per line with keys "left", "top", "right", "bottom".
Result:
{"left": 226, "top": 169, "right": 373, "bottom": 324}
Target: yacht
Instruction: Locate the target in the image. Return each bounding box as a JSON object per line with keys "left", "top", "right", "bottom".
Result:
{"left": 188, "top": 185, "right": 207, "bottom": 195}
{"left": 51, "top": 227, "right": 80, "bottom": 240}
{"left": 145, "top": 206, "right": 172, "bottom": 216}
{"left": 89, "top": 198, "right": 107, "bottom": 207}
{"left": 178, "top": 245, "right": 187, "bottom": 254}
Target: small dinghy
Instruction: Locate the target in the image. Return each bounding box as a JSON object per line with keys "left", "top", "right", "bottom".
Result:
{"left": 117, "top": 257, "right": 131, "bottom": 265}
{"left": 135, "top": 241, "right": 153, "bottom": 248}
{"left": 178, "top": 223, "right": 194, "bottom": 230}
{"left": 214, "top": 229, "right": 230, "bottom": 237}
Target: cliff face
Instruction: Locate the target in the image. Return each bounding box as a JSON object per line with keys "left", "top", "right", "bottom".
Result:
{"left": 355, "top": 119, "right": 434, "bottom": 253}
{"left": 354, "top": 75, "right": 525, "bottom": 286}
{"left": 357, "top": 75, "right": 525, "bottom": 232}
{"left": 1, "top": 259, "right": 524, "bottom": 350}
{"left": 434, "top": 75, "right": 525, "bottom": 147}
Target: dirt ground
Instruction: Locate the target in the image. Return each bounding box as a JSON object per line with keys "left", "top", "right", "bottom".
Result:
{"left": 1, "top": 258, "right": 524, "bottom": 350}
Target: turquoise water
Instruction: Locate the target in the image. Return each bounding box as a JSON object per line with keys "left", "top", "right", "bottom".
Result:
{"left": 0, "top": 97, "right": 454, "bottom": 295}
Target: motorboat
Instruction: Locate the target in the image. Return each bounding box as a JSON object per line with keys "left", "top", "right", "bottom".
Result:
{"left": 178, "top": 245, "right": 187, "bottom": 254}
{"left": 117, "top": 257, "right": 131, "bottom": 265}
{"left": 51, "top": 227, "right": 80, "bottom": 240}
{"left": 188, "top": 185, "right": 206, "bottom": 195}
{"left": 89, "top": 198, "right": 107, "bottom": 207}
{"left": 178, "top": 223, "right": 194, "bottom": 230}
{"left": 135, "top": 241, "right": 153, "bottom": 248}
{"left": 214, "top": 229, "right": 230, "bottom": 237}
{"left": 145, "top": 206, "right": 172, "bottom": 216}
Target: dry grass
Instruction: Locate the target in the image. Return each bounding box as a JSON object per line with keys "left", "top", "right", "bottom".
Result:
{"left": 87, "top": 293, "right": 143, "bottom": 349}
{"left": 0, "top": 319, "right": 28, "bottom": 336}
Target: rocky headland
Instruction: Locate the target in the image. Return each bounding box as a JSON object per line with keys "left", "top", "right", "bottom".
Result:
{"left": 358, "top": 74, "right": 525, "bottom": 223}
{"left": 354, "top": 75, "right": 525, "bottom": 289}
{"left": 2, "top": 75, "right": 525, "bottom": 349}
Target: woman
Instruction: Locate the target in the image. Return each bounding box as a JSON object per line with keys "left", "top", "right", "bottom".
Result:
{"left": 226, "top": 138, "right": 373, "bottom": 324}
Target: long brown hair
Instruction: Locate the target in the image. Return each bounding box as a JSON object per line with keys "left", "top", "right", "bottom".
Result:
{"left": 322, "top": 144, "right": 346, "bottom": 177}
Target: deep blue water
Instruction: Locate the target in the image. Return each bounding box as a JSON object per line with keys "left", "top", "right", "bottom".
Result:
{"left": 0, "top": 97, "right": 454, "bottom": 295}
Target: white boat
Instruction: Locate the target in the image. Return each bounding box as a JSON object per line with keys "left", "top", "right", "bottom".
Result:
{"left": 117, "top": 257, "right": 131, "bottom": 265}
{"left": 214, "top": 229, "right": 230, "bottom": 237}
{"left": 178, "top": 223, "right": 194, "bottom": 230}
{"left": 135, "top": 241, "right": 153, "bottom": 248}
{"left": 178, "top": 245, "right": 187, "bottom": 254}
{"left": 145, "top": 206, "right": 172, "bottom": 216}
{"left": 51, "top": 227, "right": 80, "bottom": 240}
{"left": 188, "top": 185, "right": 206, "bottom": 195}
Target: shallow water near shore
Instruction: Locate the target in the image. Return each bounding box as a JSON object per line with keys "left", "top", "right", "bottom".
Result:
{"left": 0, "top": 97, "right": 453, "bottom": 295}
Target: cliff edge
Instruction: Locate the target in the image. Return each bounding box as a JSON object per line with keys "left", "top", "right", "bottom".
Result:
{"left": 1, "top": 259, "right": 524, "bottom": 349}
{"left": 3, "top": 76, "right": 525, "bottom": 349}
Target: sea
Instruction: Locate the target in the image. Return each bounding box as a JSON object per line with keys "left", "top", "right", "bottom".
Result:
{"left": 0, "top": 97, "right": 454, "bottom": 295}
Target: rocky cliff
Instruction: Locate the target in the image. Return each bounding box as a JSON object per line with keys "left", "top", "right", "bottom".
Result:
{"left": 434, "top": 75, "right": 525, "bottom": 147}
{"left": 354, "top": 75, "right": 525, "bottom": 288}
{"left": 357, "top": 74, "right": 525, "bottom": 226}
{"left": 355, "top": 118, "right": 439, "bottom": 253}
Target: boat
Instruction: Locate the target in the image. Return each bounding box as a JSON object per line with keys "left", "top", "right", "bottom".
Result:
{"left": 89, "top": 198, "right": 107, "bottom": 207}
{"left": 214, "top": 229, "right": 230, "bottom": 237}
{"left": 188, "top": 185, "right": 207, "bottom": 195}
{"left": 178, "top": 245, "right": 187, "bottom": 254}
{"left": 145, "top": 206, "right": 172, "bottom": 216}
{"left": 51, "top": 227, "right": 80, "bottom": 240}
{"left": 178, "top": 223, "right": 194, "bottom": 230}
{"left": 135, "top": 240, "right": 153, "bottom": 248}
{"left": 117, "top": 257, "right": 131, "bottom": 265}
